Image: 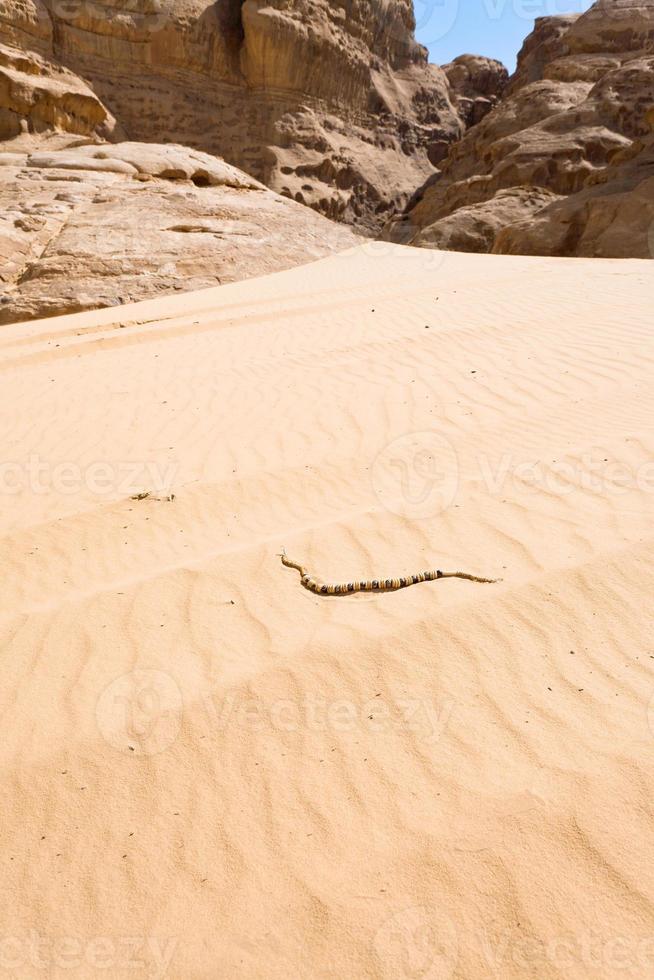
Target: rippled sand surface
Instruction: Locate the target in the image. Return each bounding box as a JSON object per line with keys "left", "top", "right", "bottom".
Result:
{"left": 1, "top": 244, "right": 654, "bottom": 978}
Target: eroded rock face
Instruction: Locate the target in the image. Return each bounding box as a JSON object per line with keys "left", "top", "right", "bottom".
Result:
{"left": 0, "top": 2, "right": 371, "bottom": 324}
{"left": 0, "top": 40, "right": 115, "bottom": 139}
{"left": 495, "top": 110, "right": 654, "bottom": 257}
{"left": 0, "top": 0, "right": 487, "bottom": 233}
{"left": 0, "top": 136, "right": 358, "bottom": 324}
{"left": 387, "top": 1, "right": 654, "bottom": 258}
{"left": 443, "top": 54, "right": 508, "bottom": 130}
{"left": 0, "top": 0, "right": 53, "bottom": 53}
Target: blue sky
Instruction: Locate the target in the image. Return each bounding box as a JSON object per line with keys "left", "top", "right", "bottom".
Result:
{"left": 415, "top": 0, "right": 595, "bottom": 71}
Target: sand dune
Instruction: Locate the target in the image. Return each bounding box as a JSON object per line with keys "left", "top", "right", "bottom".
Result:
{"left": 1, "top": 244, "right": 654, "bottom": 978}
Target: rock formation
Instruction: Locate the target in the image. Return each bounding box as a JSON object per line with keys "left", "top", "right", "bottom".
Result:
{"left": 443, "top": 54, "right": 508, "bottom": 131}
{"left": 0, "top": 134, "right": 358, "bottom": 323}
{"left": 387, "top": 0, "right": 654, "bottom": 258}
{"left": 0, "top": 1, "right": 374, "bottom": 324}
{"left": 0, "top": 0, "right": 499, "bottom": 234}
{"left": 0, "top": 37, "right": 113, "bottom": 139}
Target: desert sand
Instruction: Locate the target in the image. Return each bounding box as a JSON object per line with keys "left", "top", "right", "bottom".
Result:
{"left": 1, "top": 243, "right": 654, "bottom": 978}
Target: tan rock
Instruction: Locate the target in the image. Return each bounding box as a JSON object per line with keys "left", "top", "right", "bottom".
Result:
{"left": 28, "top": 140, "right": 263, "bottom": 186}
{"left": 0, "top": 136, "right": 359, "bottom": 324}
{"left": 0, "top": 0, "right": 52, "bottom": 52}
{"left": 384, "top": 75, "right": 593, "bottom": 248}
{"left": 388, "top": 1, "right": 654, "bottom": 258}
{"left": 0, "top": 0, "right": 485, "bottom": 233}
{"left": 494, "top": 114, "right": 654, "bottom": 257}
{"left": 0, "top": 40, "right": 114, "bottom": 138}
{"left": 412, "top": 187, "right": 561, "bottom": 253}
{"left": 507, "top": 14, "right": 582, "bottom": 92}
{"left": 443, "top": 54, "right": 508, "bottom": 129}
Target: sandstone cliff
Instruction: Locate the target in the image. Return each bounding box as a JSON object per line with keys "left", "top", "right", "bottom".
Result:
{"left": 0, "top": 0, "right": 376, "bottom": 324}
{"left": 0, "top": 0, "right": 499, "bottom": 234}
{"left": 388, "top": 0, "right": 654, "bottom": 258}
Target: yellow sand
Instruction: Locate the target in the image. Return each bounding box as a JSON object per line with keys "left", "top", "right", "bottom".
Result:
{"left": 1, "top": 244, "right": 654, "bottom": 979}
